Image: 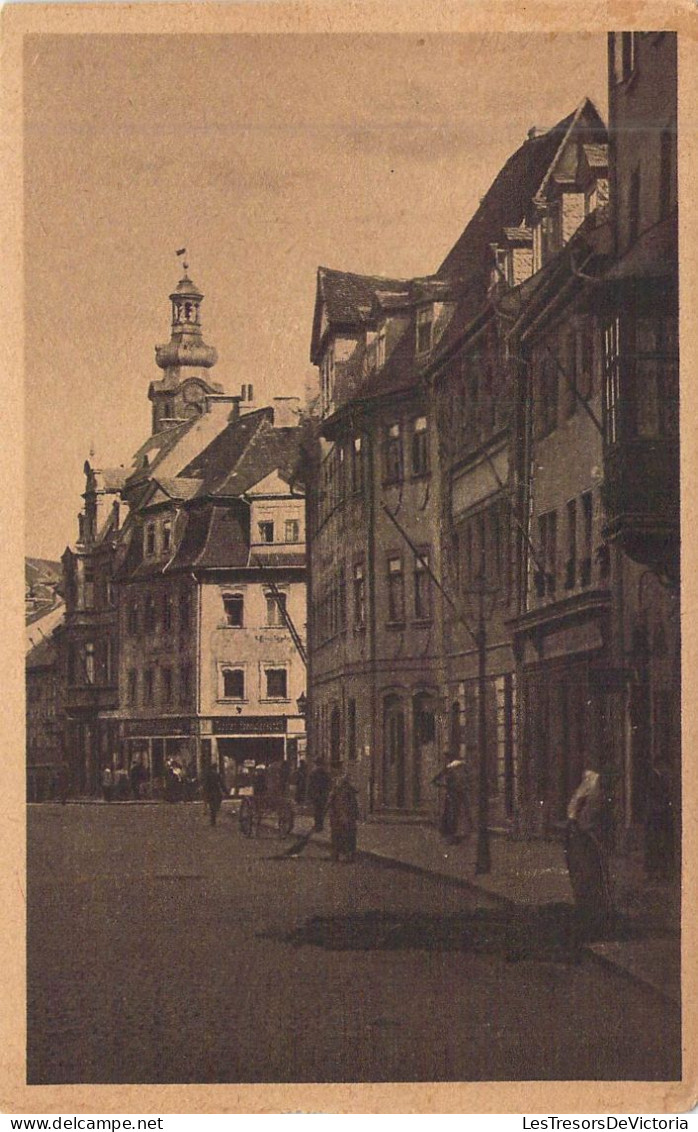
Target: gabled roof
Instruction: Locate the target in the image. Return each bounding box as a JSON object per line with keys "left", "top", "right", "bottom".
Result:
{"left": 116, "top": 405, "right": 306, "bottom": 580}
{"left": 310, "top": 266, "right": 410, "bottom": 362}
{"left": 437, "top": 99, "right": 605, "bottom": 285}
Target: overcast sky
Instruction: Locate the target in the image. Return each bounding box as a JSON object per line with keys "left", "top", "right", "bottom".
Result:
{"left": 24, "top": 32, "right": 607, "bottom": 560}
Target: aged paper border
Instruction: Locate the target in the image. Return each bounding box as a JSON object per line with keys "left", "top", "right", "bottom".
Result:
{"left": 2, "top": 0, "right": 696, "bottom": 1115}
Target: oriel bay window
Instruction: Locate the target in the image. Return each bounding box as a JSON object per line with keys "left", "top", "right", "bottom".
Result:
{"left": 387, "top": 555, "right": 405, "bottom": 623}
{"left": 603, "top": 313, "right": 679, "bottom": 445}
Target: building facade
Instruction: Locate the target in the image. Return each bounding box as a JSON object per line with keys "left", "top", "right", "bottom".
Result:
{"left": 307, "top": 270, "right": 455, "bottom": 814}
{"left": 304, "top": 33, "right": 680, "bottom": 858}
{"left": 57, "top": 269, "right": 307, "bottom": 796}
{"left": 600, "top": 32, "right": 679, "bottom": 864}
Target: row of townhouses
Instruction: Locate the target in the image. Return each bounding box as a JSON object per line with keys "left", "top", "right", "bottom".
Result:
{"left": 301, "top": 32, "right": 679, "bottom": 862}
{"left": 27, "top": 34, "right": 679, "bottom": 873}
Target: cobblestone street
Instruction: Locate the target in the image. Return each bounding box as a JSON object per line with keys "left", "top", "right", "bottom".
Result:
{"left": 27, "top": 804, "right": 681, "bottom": 1085}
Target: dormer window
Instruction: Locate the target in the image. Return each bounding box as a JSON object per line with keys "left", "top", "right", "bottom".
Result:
{"left": 416, "top": 307, "right": 433, "bottom": 355}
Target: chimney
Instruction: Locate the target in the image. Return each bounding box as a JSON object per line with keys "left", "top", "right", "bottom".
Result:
{"left": 272, "top": 396, "right": 301, "bottom": 429}
{"left": 239, "top": 383, "right": 256, "bottom": 416}
{"left": 204, "top": 393, "right": 242, "bottom": 422}
{"left": 527, "top": 126, "right": 548, "bottom": 141}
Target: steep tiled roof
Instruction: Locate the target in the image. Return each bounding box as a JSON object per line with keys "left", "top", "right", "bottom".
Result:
{"left": 150, "top": 476, "right": 203, "bottom": 501}
{"left": 319, "top": 267, "right": 409, "bottom": 324}
{"left": 437, "top": 99, "right": 605, "bottom": 284}
{"left": 212, "top": 425, "right": 302, "bottom": 498}
{"left": 177, "top": 409, "right": 270, "bottom": 493}
{"left": 166, "top": 504, "right": 249, "bottom": 570}
{"left": 582, "top": 143, "right": 608, "bottom": 168}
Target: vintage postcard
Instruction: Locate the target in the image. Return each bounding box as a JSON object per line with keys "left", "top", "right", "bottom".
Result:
{"left": 3, "top": 0, "right": 697, "bottom": 1116}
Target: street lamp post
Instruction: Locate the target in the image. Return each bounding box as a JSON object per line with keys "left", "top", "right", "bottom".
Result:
{"left": 476, "top": 608, "right": 491, "bottom": 874}
{"left": 469, "top": 575, "right": 498, "bottom": 875}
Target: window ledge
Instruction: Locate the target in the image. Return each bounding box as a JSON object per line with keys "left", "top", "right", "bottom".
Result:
{"left": 218, "top": 697, "right": 249, "bottom": 705}
{"left": 413, "top": 617, "right": 433, "bottom": 627}
{"left": 385, "top": 620, "right": 406, "bottom": 630}
{"left": 259, "top": 698, "right": 291, "bottom": 705}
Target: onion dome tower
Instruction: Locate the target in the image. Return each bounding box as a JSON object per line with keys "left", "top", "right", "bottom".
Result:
{"left": 149, "top": 255, "right": 223, "bottom": 434}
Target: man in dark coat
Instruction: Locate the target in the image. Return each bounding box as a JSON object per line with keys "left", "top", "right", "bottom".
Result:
{"left": 202, "top": 762, "right": 227, "bottom": 826}
{"left": 328, "top": 771, "right": 359, "bottom": 862}
{"left": 307, "top": 758, "right": 331, "bottom": 831}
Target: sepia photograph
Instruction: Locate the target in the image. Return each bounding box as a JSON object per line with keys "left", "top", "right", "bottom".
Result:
{"left": 11, "top": 7, "right": 692, "bottom": 1112}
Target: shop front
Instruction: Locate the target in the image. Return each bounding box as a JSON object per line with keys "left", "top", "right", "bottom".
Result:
{"left": 211, "top": 715, "right": 305, "bottom": 795}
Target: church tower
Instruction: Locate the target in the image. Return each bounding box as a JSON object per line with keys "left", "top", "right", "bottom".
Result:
{"left": 149, "top": 257, "right": 222, "bottom": 434}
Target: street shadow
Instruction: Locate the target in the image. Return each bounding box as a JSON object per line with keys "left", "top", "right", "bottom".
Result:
{"left": 259, "top": 904, "right": 643, "bottom": 962}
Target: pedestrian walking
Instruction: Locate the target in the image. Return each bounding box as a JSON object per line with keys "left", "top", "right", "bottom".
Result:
{"left": 101, "top": 764, "right": 113, "bottom": 803}
{"left": 565, "top": 767, "right": 615, "bottom": 937}
{"left": 307, "top": 758, "right": 331, "bottom": 832}
{"left": 295, "top": 756, "right": 307, "bottom": 804}
{"left": 130, "top": 758, "right": 144, "bottom": 800}
{"left": 202, "top": 762, "right": 227, "bottom": 826}
{"left": 327, "top": 769, "right": 359, "bottom": 863}
{"left": 432, "top": 754, "right": 471, "bottom": 843}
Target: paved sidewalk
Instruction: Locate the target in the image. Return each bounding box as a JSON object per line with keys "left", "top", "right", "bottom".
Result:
{"left": 270, "top": 807, "right": 681, "bottom": 1005}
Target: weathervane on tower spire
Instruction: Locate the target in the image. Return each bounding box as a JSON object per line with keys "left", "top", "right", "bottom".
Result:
{"left": 175, "top": 246, "right": 189, "bottom": 272}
